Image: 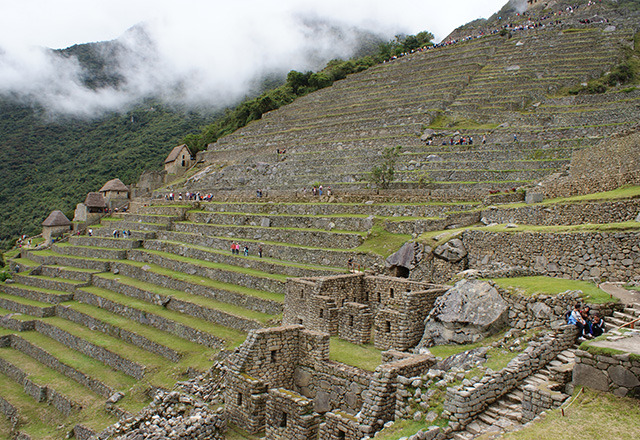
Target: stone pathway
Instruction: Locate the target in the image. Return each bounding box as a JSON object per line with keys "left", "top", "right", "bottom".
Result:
{"left": 599, "top": 282, "right": 640, "bottom": 305}
{"left": 448, "top": 348, "right": 577, "bottom": 440}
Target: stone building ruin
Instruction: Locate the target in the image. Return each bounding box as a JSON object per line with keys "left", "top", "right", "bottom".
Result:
{"left": 224, "top": 324, "right": 436, "bottom": 439}
{"left": 283, "top": 273, "right": 448, "bottom": 350}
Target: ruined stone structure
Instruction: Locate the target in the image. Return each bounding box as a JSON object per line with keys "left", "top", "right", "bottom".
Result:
{"left": 224, "top": 324, "right": 436, "bottom": 439}
{"left": 283, "top": 273, "right": 448, "bottom": 350}
{"left": 99, "top": 178, "right": 129, "bottom": 209}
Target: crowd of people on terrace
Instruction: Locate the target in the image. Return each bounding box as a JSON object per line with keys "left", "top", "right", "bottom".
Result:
{"left": 386, "top": 1, "right": 608, "bottom": 62}
{"left": 567, "top": 303, "right": 605, "bottom": 341}
{"left": 164, "top": 192, "right": 213, "bottom": 202}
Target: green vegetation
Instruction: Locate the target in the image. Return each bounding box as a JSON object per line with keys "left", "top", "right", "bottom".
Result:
{"left": 356, "top": 221, "right": 411, "bottom": 258}
{"left": 490, "top": 276, "right": 615, "bottom": 304}
{"left": 329, "top": 337, "right": 382, "bottom": 371}
{"left": 371, "top": 146, "right": 401, "bottom": 189}
{"left": 502, "top": 389, "right": 640, "bottom": 440}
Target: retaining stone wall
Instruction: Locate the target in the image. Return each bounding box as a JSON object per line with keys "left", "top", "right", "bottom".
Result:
{"left": 14, "top": 273, "right": 85, "bottom": 294}
{"left": 92, "top": 275, "right": 262, "bottom": 332}
{"left": 100, "top": 220, "right": 169, "bottom": 232}
{"left": 52, "top": 244, "right": 127, "bottom": 260}
{"left": 8, "top": 334, "right": 114, "bottom": 398}
{"left": 0, "top": 357, "right": 79, "bottom": 416}
{"left": 74, "top": 288, "right": 223, "bottom": 349}
{"left": 126, "top": 249, "right": 286, "bottom": 294}
{"left": 187, "top": 211, "right": 374, "bottom": 232}
{"left": 444, "top": 325, "right": 578, "bottom": 429}
{"left": 70, "top": 236, "right": 142, "bottom": 249}
{"left": 40, "top": 266, "right": 94, "bottom": 282}
{"left": 463, "top": 230, "right": 640, "bottom": 282}
{"left": 27, "top": 251, "right": 110, "bottom": 272}
{"left": 573, "top": 345, "right": 640, "bottom": 397}
{"left": 32, "top": 320, "right": 146, "bottom": 380}
{"left": 0, "top": 396, "right": 18, "bottom": 427}
{"left": 112, "top": 262, "right": 282, "bottom": 315}
{"left": 55, "top": 305, "right": 182, "bottom": 362}
{"left": 143, "top": 239, "right": 335, "bottom": 278}
{"left": 157, "top": 230, "right": 384, "bottom": 270}
{"left": 114, "top": 213, "right": 178, "bottom": 224}
{"left": 0, "top": 296, "right": 55, "bottom": 318}
{"left": 521, "top": 383, "right": 567, "bottom": 422}
{"left": 0, "top": 316, "right": 34, "bottom": 332}
{"left": 481, "top": 199, "right": 640, "bottom": 226}
{"left": 383, "top": 212, "right": 480, "bottom": 236}
{"left": 172, "top": 222, "right": 364, "bottom": 249}
{"left": 0, "top": 284, "right": 73, "bottom": 305}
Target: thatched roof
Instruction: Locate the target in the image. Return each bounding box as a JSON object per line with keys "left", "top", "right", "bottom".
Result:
{"left": 42, "top": 210, "right": 71, "bottom": 227}
{"left": 165, "top": 144, "right": 192, "bottom": 164}
{"left": 84, "top": 192, "right": 106, "bottom": 208}
{"left": 99, "top": 178, "right": 129, "bottom": 193}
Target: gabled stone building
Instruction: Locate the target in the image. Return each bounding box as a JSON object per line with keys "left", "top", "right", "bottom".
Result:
{"left": 283, "top": 273, "right": 448, "bottom": 350}
{"left": 41, "top": 210, "right": 72, "bottom": 244}
{"left": 99, "top": 178, "right": 129, "bottom": 209}
{"left": 164, "top": 144, "right": 193, "bottom": 177}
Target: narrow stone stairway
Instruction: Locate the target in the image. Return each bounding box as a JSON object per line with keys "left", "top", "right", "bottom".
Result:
{"left": 449, "top": 348, "right": 577, "bottom": 440}
{"left": 605, "top": 303, "right": 640, "bottom": 332}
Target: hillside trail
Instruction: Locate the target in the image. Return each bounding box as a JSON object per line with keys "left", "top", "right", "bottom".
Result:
{"left": 598, "top": 282, "right": 639, "bottom": 305}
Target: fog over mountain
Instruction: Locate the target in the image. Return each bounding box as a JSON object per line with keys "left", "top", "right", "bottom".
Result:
{"left": 0, "top": 0, "right": 505, "bottom": 117}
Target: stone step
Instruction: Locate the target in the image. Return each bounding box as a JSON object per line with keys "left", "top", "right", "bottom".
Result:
{"left": 91, "top": 272, "right": 270, "bottom": 332}
{"left": 607, "top": 316, "right": 628, "bottom": 327}
{"left": 172, "top": 221, "right": 365, "bottom": 250}
{"left": 504, "top": 390, "right": 523, "bottom": 404}
{"left": 613, "top": 311, "right": 635, "bottom": 322}
{"left": 126, "top": 248, "right": 288, "bottom": 295}
{"left": 465, "top": 420, "right": 490, "bottom": 435}
{"left": 74, "top": 286, "right": 230, "bottom": 349}
{"left": 40, "top": 265, "right": 99, "bottom": 282}
{"left": 52, "top": 244, "right": 128, "bottom": 260}
{"left": 90, "top": 227, "right": 157, "bottom": 240}
{"left": 69, "top": 236, "right": 143, "bottom": 249}
{"left": 143, "top": 239, "right": 346, "bottom": 279}
{"left": 27, "top": 250, "right": 110, "bottom": 272}
{"left": 0, "top": 283, "right": 74, "bottom": 305}
{"left": 477, "top": 412, "right": 496, "bottom": 426}
{"left": 13, "top": 273, "right": 87, "bottom": 294}
{"left": 623, "top": 307, "right": 640, "bottom": 317}
{"left": 112, "top": 261, "right": 283, "bottom": 316}
{"left": 156, "top": 230, "right": 384, "bottom": 270}
{"left": 0, "top": 292, "right": 56, "bottom": 318}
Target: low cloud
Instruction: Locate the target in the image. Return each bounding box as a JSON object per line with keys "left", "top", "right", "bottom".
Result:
{"left": 0, "top": 0, "right": 506, "bottom": 117}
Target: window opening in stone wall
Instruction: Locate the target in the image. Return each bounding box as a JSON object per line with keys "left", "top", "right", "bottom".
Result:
{"left": 389, "top": 288, "right": 394, "bottom": 298}
{"left": 296, "top": 318, "right": 303, "bottom": 325}
{"left": 377, "top": 292, "right": 381, "bottom": 302}
{"left": 319, "top": 309, "right": 324, "bottom": 318}
{"left": 300, "top": 289, "right": 304, "bottom": 299}
{"left": 237, "top": 392, "right": 243, "bottom": 406}
{"left": 364, "top": 291, "right": 369, "bottom": 302}
{"left": 338, "top": 429, "right": 346, "bottom": 440}
{"left": 349, "top": 315, "right": 354, "bottom": 326}
{"left": 385, "top": 321, "right": 391, "bottom": 333}
{"left": 341, "top": 299, "right": 345, "bottom": 307}
{"left": 280, "top": 412, "right": 288, "bottom": 428}
{"left": 271, "top": 350, "right": 278, "bottom": 363}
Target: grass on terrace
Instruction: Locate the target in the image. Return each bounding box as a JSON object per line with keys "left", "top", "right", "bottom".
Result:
{"left": 490, "top": 276, "right": 616, "bottom": 304}
{"left": 501, "top": 389, "right": 640, "bottom": 440}
{"left": 329, "top": 337, "right": 382, "bottom": 371}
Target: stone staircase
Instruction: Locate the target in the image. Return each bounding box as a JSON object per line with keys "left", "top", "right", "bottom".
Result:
{"left": 450, "top": 348, "right": 577, "bottom": 440}
{"left": 605, "top": 302, "right": 640, "bottom": 331}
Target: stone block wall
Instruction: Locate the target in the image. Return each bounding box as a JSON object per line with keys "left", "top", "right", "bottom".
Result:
{"left": 573, "top": 345, "right": 640, "bottom": 397}
{"left": 318, "top": 411, "right": 361, "bottom": 440}
{"left": 481, "top": 199, "right": 640, "bottom": 226}
{"left": 265, "top": 388, "right": 320, "bottom": 440}
{"left": 337, "top": 302, "right": 372, "bottom": 345}
{"left": 464, "top": 230, "right": 640, "bottom": 282}
{"left": 224, "top": 373, "right": 268, "bottom": 434}
{"left": 521, "top": 383, "right": 567, "bottom": 422}
{"left": 444, "top": 325, "right": 578, "bottom": 429}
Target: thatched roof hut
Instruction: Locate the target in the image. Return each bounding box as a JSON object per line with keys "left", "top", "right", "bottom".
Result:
{"left": 42, "top": 210, "right": 71, "bottom": 227}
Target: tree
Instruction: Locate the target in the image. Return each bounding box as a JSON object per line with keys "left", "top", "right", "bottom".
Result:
{"left": 371, "top": 146, "right": 401, "bottom": 189}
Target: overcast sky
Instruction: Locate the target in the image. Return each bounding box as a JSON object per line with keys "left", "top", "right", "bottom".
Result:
{"left": 0, "top": 0, "right": 507, "bottom": 116}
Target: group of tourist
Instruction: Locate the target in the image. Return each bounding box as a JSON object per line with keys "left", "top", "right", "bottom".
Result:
{"left": 231, "top": 242, "right": 263, "bottom": 258}
{"left": 164, "top": 192, "right": 213, "bottom": 202}
{"left": 386, "top": 0, "right": 607, "bottom": 63}
{"left": 567, "top": 303, "right": 605, "bottom": 341}
{"left": 112, "top": 229, "right": 132, "bottom": 238}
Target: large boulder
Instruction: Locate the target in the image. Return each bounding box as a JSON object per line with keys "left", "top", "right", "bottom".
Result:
{"left": 417, "top": 279, "right": 509, "bottom": 348}
{"left": 433, "top": 238, "right": 467, "bottom": 263}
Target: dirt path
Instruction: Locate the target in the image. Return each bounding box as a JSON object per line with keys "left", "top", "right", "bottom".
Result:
{"left": 599, "top": 282, "right": 640, "bottom": 305}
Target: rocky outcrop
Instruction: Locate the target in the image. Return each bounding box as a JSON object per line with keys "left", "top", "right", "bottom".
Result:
{"left": 416, "top": 279, "right": 508, "bottom": 348}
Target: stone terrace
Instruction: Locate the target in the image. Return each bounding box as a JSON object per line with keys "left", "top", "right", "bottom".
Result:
{"left": 173, "top": 22, "right": 638, "bottom": 197}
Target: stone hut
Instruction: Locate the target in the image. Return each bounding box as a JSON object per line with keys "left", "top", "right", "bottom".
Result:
{"left": 74, "top": 192, "right": 106, "bottom": 223}
{"left": 42, "top": 210, "right": 71, "bottom": 244}
{"left": 99, "top": 178, "right": 129, "bottom": 209}
{"left": 164, "top": 144, "right": 193, "bottom": 177}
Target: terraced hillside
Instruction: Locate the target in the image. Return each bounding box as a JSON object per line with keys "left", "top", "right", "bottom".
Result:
{"left": 173, "top": 13, "right": 638, "bottom": 196}
{"left": 2, "top": 196, "right": 488, "bottom": 436}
